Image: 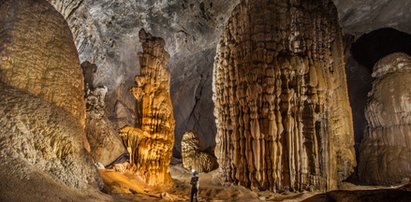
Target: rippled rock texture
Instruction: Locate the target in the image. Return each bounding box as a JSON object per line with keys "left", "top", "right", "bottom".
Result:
{"left": 0, "top": 0, "right": 100, "bottom": 193}
{"left": 181, "top": 131, "right": 218, "bottom": 173}
{"left": 213, "top": 0, "right": 355, "bottom": 192}
{"left": 359, "top": 52, "right": 411, "bottom": 185}
{"left": 119, "top": 29, "right": 174, "bottom": 188}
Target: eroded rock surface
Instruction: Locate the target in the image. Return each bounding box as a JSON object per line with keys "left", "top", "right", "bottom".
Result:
{"left": 0, "top": 0, "right": 86, "bottom": 127}
{"left": 119, "top": 29, "right": 174, "bottom": 188}
{"left": 359, "top": 52, "right": 411, "bottom": 185}
{"left": 0, "top": 0, "right": 100, "bottom": 194}
{"left": 181, "top": 131, "right": 218, "bottom": 173}
{"left": 0, "top": 83, "right": 100, "bottom": 189}
{"left": 213, "top": 0, "right": 355, "bottom": 192}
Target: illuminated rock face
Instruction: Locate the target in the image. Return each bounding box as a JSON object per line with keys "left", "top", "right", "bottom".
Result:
{"left": 0, "top": 0, "right": 86, "bottom": 127}
{"left": 0, "top": 0, "right": 99, "bottom": 190}
{"left": 0, "top": 83, "right": 100, "bottom": 189}
{"left": 181, "top": 131, "right": 218, "bottom": 173}
{"left": 119, "top": 29, "right": 175, "bottom": 187}
{"left": 213, "top": 0, "right": 355, "bottom": 192}
{"left": 359, "top": 52, "right": 411, "bottom": 185}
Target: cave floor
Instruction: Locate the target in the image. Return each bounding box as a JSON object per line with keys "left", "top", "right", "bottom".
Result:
{"left": 102, "top": 164, "right": 411, "bottom": 202}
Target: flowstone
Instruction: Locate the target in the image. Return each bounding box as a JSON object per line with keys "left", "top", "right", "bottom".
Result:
{"left": 213, "top": 0, "right": 355, "bottom": 192}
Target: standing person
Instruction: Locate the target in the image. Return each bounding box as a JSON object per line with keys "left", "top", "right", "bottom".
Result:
{"left": 190, "top": 170, "right": 199, "bottom": 202}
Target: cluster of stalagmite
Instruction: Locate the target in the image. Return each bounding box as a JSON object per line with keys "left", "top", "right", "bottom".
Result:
{"left": 181, "top": 131, "right": 218, "bottom": 173}
{"left": 359, "top": 52, "right": 411, "bottom": 185}
{"left": 0, "top": 0, "right": 99, "bottom": 190}
{"left": 213, "top": 0, "right": 356, "bottom": 192}
{"left": 119, "top": 29, "right": 175, "bottom": 187}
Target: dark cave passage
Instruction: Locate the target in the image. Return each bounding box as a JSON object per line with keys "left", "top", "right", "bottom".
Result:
{"left": 351, "top": 28, "right": 411, "bottom": 70}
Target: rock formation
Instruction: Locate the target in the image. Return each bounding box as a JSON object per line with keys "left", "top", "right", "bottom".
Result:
{"left": 119, "top": 29, "right": 175, "bottom": 188}
{"left": 0, "top": 0, "right": 99, "bottom": 192}
{"left": 181, "top": 131, "right": 218, "bottom": 173}
{"left": 0, "top": 83, "right": 100, "bottom": 189}
{"left": 213, "top": 0, "right": 355, "bottom": 192}
{"left": 359, "top": 52, "right": 411, "bottom": 185}
{"left": 85, "top": 86, "right": 125, "bottom": 165}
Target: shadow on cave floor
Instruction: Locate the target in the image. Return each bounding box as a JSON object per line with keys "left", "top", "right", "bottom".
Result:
{"left": 303, "top": 183, "right": 411, "bottom": 202}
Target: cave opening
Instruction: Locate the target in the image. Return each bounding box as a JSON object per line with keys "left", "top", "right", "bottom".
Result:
{"left": 351, "top": 28, "right": 411, "bottom": 70}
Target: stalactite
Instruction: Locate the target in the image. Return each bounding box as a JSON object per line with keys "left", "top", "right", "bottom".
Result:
{"left": 213, "top": 0, "right": 355, "bottom": 192}
{"left": 119, "top": 29, "right": 175, "bottom": 188}
{"left": 359, "top": 52, "right": 411, "bottom": 185}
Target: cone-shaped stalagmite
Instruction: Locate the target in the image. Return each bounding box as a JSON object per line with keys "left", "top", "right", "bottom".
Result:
{"left": 213, "top": 0, "right": 355, "bottom": 192}
{"left": 119, "top": 29, "right": 175, "bottom": 188}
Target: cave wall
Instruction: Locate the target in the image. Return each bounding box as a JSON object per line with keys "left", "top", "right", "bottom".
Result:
{"left": 213, "top": 0, "right": 355, "bottom": 192}
{"left": 44, "top": 0, "right": 411, "bottom": 161}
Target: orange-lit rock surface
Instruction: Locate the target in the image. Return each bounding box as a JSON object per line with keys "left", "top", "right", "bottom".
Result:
{"left": 0, "top": 0, "right": 86, "bottom": 127}
{"left": 119, "top": 29, "right": 175, "bottom": 188}
{"left": 213, "top": 0, "right": 355, "bottom": 192}
{"left": 0, "top": 1, "right": 100, "bottom": 199}
{"left": 359, "top": 52, "right": 411, "bottom": 185}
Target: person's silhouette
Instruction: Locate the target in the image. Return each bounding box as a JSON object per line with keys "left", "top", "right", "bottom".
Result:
{"left": 190, "top": 170, "right": 199, "bottom": 202}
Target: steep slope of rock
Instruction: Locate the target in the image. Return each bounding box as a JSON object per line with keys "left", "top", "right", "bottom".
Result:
{"left": 359, "top": 52, "right": 411, "bottom": 185}
{"left": 118, "top": 29, "right": 174, "bottom": 188}
{"left": 213, "top": 0, "right": 355, "bottom": 192}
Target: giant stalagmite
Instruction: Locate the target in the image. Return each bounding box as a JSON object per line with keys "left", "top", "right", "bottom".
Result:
{"left": 359, "top": 52, "right": 411, "bottom": 185}
{"left": 213, "top": 0, "right": 355, "bottom": 192}
{"left": 0, "top": 0, "right": 100, "bottom": 199}
{"left": 119, "top": 29, "right": 175, "bottom": 188}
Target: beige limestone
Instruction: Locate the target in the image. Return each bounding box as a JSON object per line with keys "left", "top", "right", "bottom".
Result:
{"left": 181, "top": 131, "right": 218, "bottom": 173}
{"left": 213, "top": 0, "right": 355, "bottom": 192}
{"left": 359, "top": 52, "right": 411, "bottom": 185}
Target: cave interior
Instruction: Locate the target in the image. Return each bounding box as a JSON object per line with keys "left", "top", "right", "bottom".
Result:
{"left": 0, "top": 0, "right": 410, "bottom": 201}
